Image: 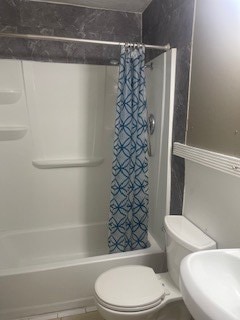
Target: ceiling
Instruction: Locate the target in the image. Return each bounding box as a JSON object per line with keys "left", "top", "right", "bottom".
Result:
{"left": 30, "top": 0, "right": 153, "bottom": 13}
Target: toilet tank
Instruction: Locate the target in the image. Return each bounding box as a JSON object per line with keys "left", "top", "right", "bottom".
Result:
{"left": 164, "top": 215, "right": 216, "bottom": 288}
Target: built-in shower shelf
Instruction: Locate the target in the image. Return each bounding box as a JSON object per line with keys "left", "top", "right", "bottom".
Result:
{"left": 173, "top": 142, "right": 240, "bottom": 178}
{"left": 0, "top": 90, "right": 22, "bottom": 104}
{"left": 0, "top": 126, "right": 28, "bottom": 141}
{"left": 32, "top": 157, "right": 104, "bottom": 169}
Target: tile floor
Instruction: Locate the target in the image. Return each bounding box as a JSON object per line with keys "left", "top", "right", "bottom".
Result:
{"left": 61, "top": 312, "right": 104, "bottom": 320}
{"left": 19, "top": 311, "right": 104, "bottom": 320}
{"left": 34, "top": 311, "right": 104, "bottom": 320}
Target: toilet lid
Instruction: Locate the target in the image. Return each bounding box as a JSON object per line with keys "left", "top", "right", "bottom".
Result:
{"left": 94, "top": 266, "right": 165, "bottom": 311}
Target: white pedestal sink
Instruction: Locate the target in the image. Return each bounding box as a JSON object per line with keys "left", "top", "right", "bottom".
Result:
{"left": 180, "top": 249, "right": 240, "bottom": 320}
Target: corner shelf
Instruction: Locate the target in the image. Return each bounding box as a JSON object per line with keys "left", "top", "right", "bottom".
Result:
{"left": 173, "top": 142, "right": 240, "bottom": 178}
{"left": 0, "top": 90, "right": 22, "bottom": 105}
{"left": 32, "top": 157, "right": 104, "bottom": 169}
{"left": 0, "top": 126, "right": 28, "bottom": 141}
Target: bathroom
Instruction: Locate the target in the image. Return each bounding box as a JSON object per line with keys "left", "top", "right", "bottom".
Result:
{"left": 0, "top": 0, "right": 240, "bottom": 319}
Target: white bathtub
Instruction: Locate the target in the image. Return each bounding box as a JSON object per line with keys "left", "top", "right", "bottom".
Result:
{"left": 0, "top": 222, "right": 165, "bottom": 320}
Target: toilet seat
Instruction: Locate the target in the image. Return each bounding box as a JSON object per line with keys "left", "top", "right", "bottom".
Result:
{"left": 94, "top": 265, "right": 165, "bottom": 312}
{"left": 95, "top": 293, "right": 164, "bottom": 312}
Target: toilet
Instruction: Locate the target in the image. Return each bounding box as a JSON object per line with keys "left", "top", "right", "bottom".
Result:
{"left": 94, "top": 215, "right": 216, "bottom": 320}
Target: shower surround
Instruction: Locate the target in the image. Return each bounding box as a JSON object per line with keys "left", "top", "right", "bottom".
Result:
{"left": 0, "top": 46, "right": 176, "bottom": 318}
{"left": 0, "top": 0, "right": 196, "bottom": 217}
{"left": 0, "top": 0, "right": 191, "bottom": 318}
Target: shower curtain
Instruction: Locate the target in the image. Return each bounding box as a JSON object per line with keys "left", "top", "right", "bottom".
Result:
{"left": 108, "top": 45, "right": 149, "bottom": 253}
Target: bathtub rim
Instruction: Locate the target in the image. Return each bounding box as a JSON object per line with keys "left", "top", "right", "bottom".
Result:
{"left": 0, "top": 222, "right": 163, "bottom": 276}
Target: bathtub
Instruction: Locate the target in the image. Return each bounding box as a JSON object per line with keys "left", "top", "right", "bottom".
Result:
{"left": 0, "top": 222, "right": 165, "bottom": 320}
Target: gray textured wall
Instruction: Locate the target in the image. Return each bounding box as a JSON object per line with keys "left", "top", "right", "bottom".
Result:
{"left": 143, "top": 0, "right": 195, "bottom": 214}
{"left": 0, "top": 0, "right": 141, "bottom": 64}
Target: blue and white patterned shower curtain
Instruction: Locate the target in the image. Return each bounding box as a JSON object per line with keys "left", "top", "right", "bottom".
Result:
{"left": 108, "top": 45, "right": 149, "bottom": 253}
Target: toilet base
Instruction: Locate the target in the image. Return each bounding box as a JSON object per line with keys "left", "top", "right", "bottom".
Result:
{"left": 97, "top": 299, "right": 191, "bottom": 320}
{"left": 97, "top": 299, "right": 164, "bottom": 320}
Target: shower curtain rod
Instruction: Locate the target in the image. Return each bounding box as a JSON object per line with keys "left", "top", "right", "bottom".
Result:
{"left": 0, "top": 32, "right": 170, "bottom": 50}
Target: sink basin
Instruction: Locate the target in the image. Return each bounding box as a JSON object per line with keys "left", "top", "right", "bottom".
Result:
{"left": 180, "top": 249, "right": 240, "bottom": 320}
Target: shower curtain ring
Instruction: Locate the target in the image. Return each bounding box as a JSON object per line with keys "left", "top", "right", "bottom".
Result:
{"left": 125, "top": 42, "right": 130, "bottom": 51}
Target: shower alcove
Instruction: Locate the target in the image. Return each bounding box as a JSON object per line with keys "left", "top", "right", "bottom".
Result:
{"left": 0, "top": 48, "right": 176, "bottom": 319}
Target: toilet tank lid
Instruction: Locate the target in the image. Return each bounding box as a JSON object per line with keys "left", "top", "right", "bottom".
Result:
{"left": 164, "top": 216, "right": 216, "bottom": 251}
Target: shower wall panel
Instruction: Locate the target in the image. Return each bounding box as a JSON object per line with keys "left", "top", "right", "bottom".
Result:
{"left": 146, "top": 49, "right": 176, "bottom": 248}
{"left": 146, "top": 54, "right": 165, "bottom": 247}
{"left": 23, "top": 61, "right": 106, "bottom": 159}
{"left": 0, "top": 0, "right": 141, "bottom": 64}
{"left": 143, "top": 0, "right": 195, "bottom": 215}
{"left": 0, "top": 59, "right": 118, "bottom": 231}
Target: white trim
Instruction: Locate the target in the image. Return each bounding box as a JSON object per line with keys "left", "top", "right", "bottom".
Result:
{"left": 185, "top": 0, "right": 197, "bottom": 142}
{"left": 32, "top": 158, "right": 104, "bottom": 169}
{"left": 173, "top": 142, "right": 240, "bottom": 177}
{"left": 166, "top": 48, "right": 177, "bottom": 215}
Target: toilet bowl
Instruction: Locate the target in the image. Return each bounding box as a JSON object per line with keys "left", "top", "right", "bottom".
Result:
{"left": 94, "top": 216, "right": 216, "bottom": 320}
